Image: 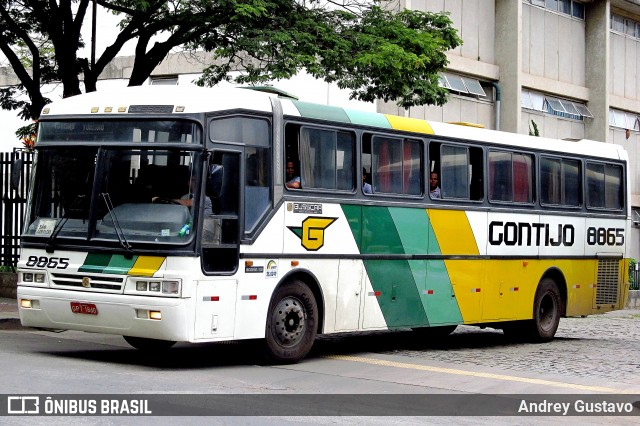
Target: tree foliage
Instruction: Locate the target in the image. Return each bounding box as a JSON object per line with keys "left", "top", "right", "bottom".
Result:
{"left": 0, "top": 0, "right": 461, "bottom": 124}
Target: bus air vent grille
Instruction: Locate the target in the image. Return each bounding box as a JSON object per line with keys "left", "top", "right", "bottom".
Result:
{"left": 595, "top": 259, "right": 619, "bottom": 305}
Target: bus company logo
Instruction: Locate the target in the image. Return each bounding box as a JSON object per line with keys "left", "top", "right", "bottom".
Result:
{"left": 82, "top": 277, "right": 91, "bottom": 288}
{"left": 288, "top": 217, "right": 337, "bottom": 251}
{"left": 265, "top": 260, "right": 278, "bottom": 278}
{"left": 7, "top": 396, "right": 40, "bottom": 414}
{"left": 292, "top": 202, "right": 323, "bottom": 215}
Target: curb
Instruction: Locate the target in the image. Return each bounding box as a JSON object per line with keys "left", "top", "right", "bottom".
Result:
{"left": 0, "top": 318, "right": 23, "bottom": 331}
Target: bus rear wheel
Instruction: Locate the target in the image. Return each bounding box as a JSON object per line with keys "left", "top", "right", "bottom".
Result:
{"left": 264, "top": 280, "right": 318, "bottom": 364}
{"left": 123, "top": 336, "right": 176, "bottom": 351}
{"left": 503, "top": 278, "right": 561, "bottom": 342}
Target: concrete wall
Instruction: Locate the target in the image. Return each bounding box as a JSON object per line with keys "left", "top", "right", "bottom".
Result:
{"left": 609, "top": 32, "right": 640, "bottom": 100}
{"left": 521, "top": 111, "right": 586, "bottom": 140}
{"left": 522, "top": 3, "right": 586, "bottom": 86}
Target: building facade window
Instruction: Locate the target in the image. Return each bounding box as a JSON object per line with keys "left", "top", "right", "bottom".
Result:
{"left": 149, "top": 76, "right": 179, "bottom": 85}
{"left": 528, "top": 0, "right": 584, "bottom": 20}
{"left": 521, "top": 89, "right": 592, "bottom": 120}
{"left": 609, "top": 108, "right": 640, "bottom": 131}
{"left": 439, "top": 72, "right": 488, "bottom": 98}
{"left": 611, "top": 13, "right": 640, "bottom": 40}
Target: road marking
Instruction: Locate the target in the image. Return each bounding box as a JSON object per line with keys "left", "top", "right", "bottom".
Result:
{"left": 326, "top": 354, "right": 631, "bottom": 393}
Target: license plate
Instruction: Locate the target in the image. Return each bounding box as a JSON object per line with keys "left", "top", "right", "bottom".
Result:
{"left": 70, "top": 302, "right": 98, "bottom": 315}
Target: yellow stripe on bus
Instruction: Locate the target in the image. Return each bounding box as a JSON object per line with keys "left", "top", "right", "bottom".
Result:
{"left": 428, "top": 210, "right": 482, "bottom": 323}
{"left": 427, "top": 209, "right": 478, "bottom": 255}
{"left": 128, "top": 256, "right": 165, "bottom": 276}
{"left": 384, "top": 115, "right": 434, "bottom": 135}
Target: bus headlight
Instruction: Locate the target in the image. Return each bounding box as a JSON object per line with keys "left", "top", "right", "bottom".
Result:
{"left": 126, "top": 278, "right": 181, "bottom": 297}
{"left": 162, "top": 280, "right": 180, "bottom": 295}
{"left": 22, "top": 272, "right": 46, "bottom": 285}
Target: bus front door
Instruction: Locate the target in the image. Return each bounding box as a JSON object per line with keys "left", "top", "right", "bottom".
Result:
{"left": 201, "top": 151, "right": 240, "bottom": 273}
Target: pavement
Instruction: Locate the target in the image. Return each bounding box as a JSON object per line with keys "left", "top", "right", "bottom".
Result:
{"left": 0, "top": 297, "right": 20, "bottom": 330}
{"left": 0, "top": 297, "right": 18, "bottom": 319}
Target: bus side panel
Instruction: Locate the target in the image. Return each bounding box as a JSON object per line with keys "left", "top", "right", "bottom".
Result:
{"left": 389, "top": 207, "right": 463, "bottom": 326}
{"left": 428, "top": 209, "right": 483, "bottom": 323}
{"left": 361, "top": 206, "right": 428, "bottom": 328}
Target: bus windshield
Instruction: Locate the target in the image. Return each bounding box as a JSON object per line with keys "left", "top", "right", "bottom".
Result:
{"left": 25, "top": 146, "right": 204, "bottom": 247}
{"left": 38, "top": 120, "right": 199, "bottom": 144}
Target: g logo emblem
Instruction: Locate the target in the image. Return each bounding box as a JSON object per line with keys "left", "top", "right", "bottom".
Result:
{"left": 82, "top": 277, "right": 91, "bottom": 288}
{"left": 288, "top": 217, "right": 337, "bottom": 251}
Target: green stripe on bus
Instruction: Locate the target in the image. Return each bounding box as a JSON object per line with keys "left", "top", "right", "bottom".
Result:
{"left": 360, "top": 206, "right": 430, "bottom": 328}
{"left": 344, "top": 109, "right": 392, "bottom": 128}
{"left": 292, "top": 101, "right": 351, "bottom": 123}
{"left": 389, "top": 208, "right": 463, "bottom": 326}
{"left": 103, "top": 255, "right": 139, "bottom": 274}
{"left": 78, "top": 253, "right": 112, "bottom": 273}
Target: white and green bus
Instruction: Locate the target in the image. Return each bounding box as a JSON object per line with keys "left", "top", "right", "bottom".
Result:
{"left": 17, "top": 85, "right": 630, "bottom": 363}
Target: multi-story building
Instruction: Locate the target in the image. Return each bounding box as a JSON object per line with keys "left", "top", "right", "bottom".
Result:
{"left": 379, "top": 0, "right": 640, "bottom": 259}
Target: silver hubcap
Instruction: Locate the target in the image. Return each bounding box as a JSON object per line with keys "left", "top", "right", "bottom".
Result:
{"left": 272, "top": 296, "right": 306, "bottom": 347}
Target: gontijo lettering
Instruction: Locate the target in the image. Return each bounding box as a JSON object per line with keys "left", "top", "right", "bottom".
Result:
{"left": 489, "top": 221, "right": 575, "bottom": 247}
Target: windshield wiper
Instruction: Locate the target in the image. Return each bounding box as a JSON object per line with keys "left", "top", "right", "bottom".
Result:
{"left": 101, "top": 192, "right": 133, "bottom": 255}
{"left": 45, "top": 194, "right": 85, "bottom": 253}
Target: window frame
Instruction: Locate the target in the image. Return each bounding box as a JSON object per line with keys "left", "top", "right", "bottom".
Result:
{"left": 296, "top": 125, "right": 356, "bottom": 193}
{"left": 539, "top": 155, "right": 583, "bottom": 208}
{"left": 585, "top": 161, "right": 625, "bottom": 211}
{"left": 367, "top": 134, "right": 423, "bottom": 197}
{"left": 488, "top": 149, "right": 536, "bottom": 205}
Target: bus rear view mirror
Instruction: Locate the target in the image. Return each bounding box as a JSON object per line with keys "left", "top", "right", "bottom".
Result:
{"left": 11, "top": 158, "right": 23, "bottom": 191}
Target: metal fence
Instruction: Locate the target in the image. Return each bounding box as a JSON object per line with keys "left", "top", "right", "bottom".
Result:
{"left": 630, "top": 262, "right": 640, "bottom": 290}
{"left": 0, "top": 150, "right": 33, "bottom": 267}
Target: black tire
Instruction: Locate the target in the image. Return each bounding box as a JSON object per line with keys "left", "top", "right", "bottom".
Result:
{"left": 264, "top": 280, "right": 318, "bottom": 363}
{"left": 123, "top": 336, "right": 176, "bottom": 351}
{"left": 503, "top": 278, "right": 562, "bottom": 342}
{"left": 412, "top": 325, "right": 458, "bottom": 338}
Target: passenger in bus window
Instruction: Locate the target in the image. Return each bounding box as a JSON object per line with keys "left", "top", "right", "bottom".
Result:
{"left": 430, "top": 172, "right": 441, "bottom": 198}
{"left": 286, "top": 160, "right": 301, "bottom": 189}
{"left": 362, "top": 168, "right": 373, "bottom": 194}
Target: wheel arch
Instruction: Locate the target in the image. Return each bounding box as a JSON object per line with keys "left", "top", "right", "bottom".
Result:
{"left": 275, "top": 268, "right": 325, "bottom": 334}
{"left": 539, "top": 267, "right": 567, "bottom": 317}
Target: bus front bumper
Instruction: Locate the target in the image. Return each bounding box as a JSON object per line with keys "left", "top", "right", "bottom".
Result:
{"left": 17, "top": 286, "right": 191, "bottom": 342}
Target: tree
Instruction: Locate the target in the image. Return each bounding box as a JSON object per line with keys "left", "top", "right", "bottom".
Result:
{"left": 0, "top": 0, "right": 461, "bottom": 130}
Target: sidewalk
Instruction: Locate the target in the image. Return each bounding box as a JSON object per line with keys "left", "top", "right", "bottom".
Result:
{"left": 0, "top": 297, "right": 20, "bottom": 330}
{"left": 0, "top": 297, "right": 18, "bottom": 319}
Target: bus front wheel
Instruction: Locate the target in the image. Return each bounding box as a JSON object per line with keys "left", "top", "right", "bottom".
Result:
{"left": 264, "top": 280, "right": 318, "bottom": 364}
{"left": 123, "top": 336, "right": 176, "bottom": 351}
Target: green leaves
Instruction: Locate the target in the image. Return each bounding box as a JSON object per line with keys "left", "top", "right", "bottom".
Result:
{"left": 198, "top": 4, "right": 461, "bottom": 108}
{"left": 1, "top": 0, "right": 462, "bottom": 126}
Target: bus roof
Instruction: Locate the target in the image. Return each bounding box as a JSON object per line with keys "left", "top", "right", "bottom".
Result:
{"left": 41, "top": 85, "right": 626, "bottom": 161}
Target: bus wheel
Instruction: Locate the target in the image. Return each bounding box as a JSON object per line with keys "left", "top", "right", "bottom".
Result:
{"left": 123, "top": 336, "right": 176, "bottom": 351}
{"left": 504, "top": 278, "right": 561, "bottom": 342}
{"left": 265, "top": 280, "right": 318, "bottom": 364}
{"left": 530, "top": 278, "right": 562, "bottom": 341}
